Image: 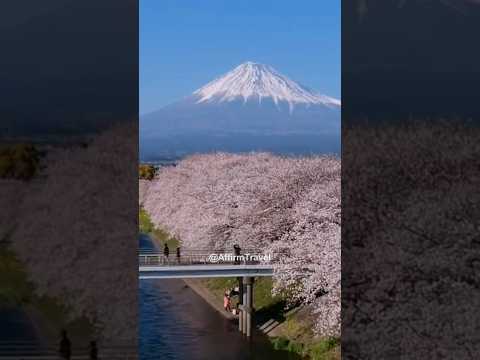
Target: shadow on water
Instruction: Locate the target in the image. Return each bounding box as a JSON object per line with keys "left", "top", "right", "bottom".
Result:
{"left": 0, "top": 307, "right": 43, "bottom": 349}
{"left": 139, "top": 234, "right": 301, "bottom": 360}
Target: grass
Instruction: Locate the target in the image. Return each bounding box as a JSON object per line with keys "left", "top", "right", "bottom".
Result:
{"left": 139, "top": 207, "right": 178, "bottom": 248}
{"left": 202, "top": 277, "right": 283, "bottom": 313}
{"left": 309, "top": 338, "right": 340, "bottom": 360}
{"left": 270, "top": 316, "right": 340, "bottom": 360}
{"left": 0, "top": 245, "right": 94, "bottom": 341}
{"left": 271, "top": 335, "right": 339, "bottom": 360}
{"left": 0, "top": 246, "right": 34, "bottom": 306}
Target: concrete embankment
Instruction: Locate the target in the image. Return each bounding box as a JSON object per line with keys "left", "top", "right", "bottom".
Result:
{"left": 182, "top": 278, "right": 235, "bottom": 320}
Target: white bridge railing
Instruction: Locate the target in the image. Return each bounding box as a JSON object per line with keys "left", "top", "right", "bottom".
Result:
{"left": 0, "top": 343, "right": 137, "bottom": 360}
{"left": 138, "top": 248, "right": 273, "bottom": 266}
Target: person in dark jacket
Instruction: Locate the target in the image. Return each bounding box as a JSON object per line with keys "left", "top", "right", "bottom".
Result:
{"left": 233, "top": 244, "right": 241, "bottom": 265}
{"left": 176, "top": 247, "right": 181, "bottom": 263}
{"left": 89, "top": 341, "right": 98, "bottom": 360}
{"left": 59, "top": 329, "right": 71, "bottom": 360}
{"left": 164, "top": 243, "right": 170, "bottom": 259}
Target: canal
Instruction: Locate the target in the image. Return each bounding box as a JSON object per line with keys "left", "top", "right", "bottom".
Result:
{"left": 139, "top": 234, "right": 299, "bottom": 360}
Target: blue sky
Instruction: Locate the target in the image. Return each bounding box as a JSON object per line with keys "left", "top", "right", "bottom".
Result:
{"left": 140, "top": 0, "right": 340, "bottom": 115}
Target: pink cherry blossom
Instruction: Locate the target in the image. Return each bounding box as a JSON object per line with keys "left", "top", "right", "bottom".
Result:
{"left": 143, "top": 153, "right": 341, "bottom": 336}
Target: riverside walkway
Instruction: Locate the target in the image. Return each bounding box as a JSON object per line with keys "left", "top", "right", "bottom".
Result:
{"left": 139, "top": 248, "right": 275, "bottom": 337}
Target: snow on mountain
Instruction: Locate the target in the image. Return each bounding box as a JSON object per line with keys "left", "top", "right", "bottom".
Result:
{"left": 140, "top": 62, "right": 341, "bottom": 158}
{"left": 193, "top": 61, "right": 340, "bottom": 112}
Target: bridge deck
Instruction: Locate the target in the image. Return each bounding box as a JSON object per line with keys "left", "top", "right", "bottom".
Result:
{"left": 138, "top": 250, "right": 274, "bottom": 279}
{"left": 139, "top": 264, "right": 274, "bottom": 279}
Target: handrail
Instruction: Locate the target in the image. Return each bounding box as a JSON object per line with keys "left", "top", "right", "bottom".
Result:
{"left": 138, "top": 249, "right": 274, "bottom": 266}
{"left": 0, "top": 344, "right": 138, "bottom": 359}
{"left": 138, "top": 248, "right": 261, "bottom": 253}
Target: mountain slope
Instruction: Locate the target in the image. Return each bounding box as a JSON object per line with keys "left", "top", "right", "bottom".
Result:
{"left": 140, "top": 62, "right": 340, "bottom": 158}
{"left": 193, "top": 61, "right": 340, "bottom": 111}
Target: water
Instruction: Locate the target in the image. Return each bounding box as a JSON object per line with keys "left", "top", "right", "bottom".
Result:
{"left": 139, "top": 234, "right": 299, "bottom": 360}
{"left": 0, "top": 307, "right": 45, "bottom": 355}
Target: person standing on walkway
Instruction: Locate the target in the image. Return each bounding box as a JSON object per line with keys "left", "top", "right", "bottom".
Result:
{"left": 164, "top": 243, "right": 169, "bottom": 263}
{"left": 224, "top": 291, "right": 232, "bottom": 312}
{"left": 176, "top": 246, "right": 181, "bottom": 263}
{"left": 89, "top": 341, "right": 98, "bottom": 360}
{"left": 59, "top": 329, "right": 71, "bottom": 360}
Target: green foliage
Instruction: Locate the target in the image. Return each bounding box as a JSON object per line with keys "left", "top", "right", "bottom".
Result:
{"left": 139, "top": 164, "right": 156, "bottom": 180}
{"left": 271, "top": 336, "right": 304, "bottom": 354}
{"left": 203, "top": 277, "right": 239, "bottom": 306}
{"left": 139, "top": 207, "right": 178, "bottom": 248}
{"left": 253, "top": 277, "right": 282, "bottom": 310}
{"left": 269, "top": 316, "right": 339, "bottom": 359}
{"left": 309, "top": 338, "right": 340, "bottom": 360}
{"left": 0, "top": 245, "right": 94, "bottom": 339}
{"left": 33, "top": 296, "right": 93, "bottom": 340}
{"left": 271, "top": 336, "right": 339, "bottom": 360}
{"left": 203, "top": 276, "right": 282, "bottom": 312}
{"left": 272, "top": 336, "right": 290, "bottom": 350}
{"left": 0, "top": 144, "right": 40, "bottom": 180}
{"left": 0, "top": 246, "right": 34, "bottom": 306}
{"left": 282, "top": 317, "right": 313, "bottom": 340}
{"left": 139, "top": 207, "right": 155, "bottom": 234}
{"left": 288, "top": 340, "right": 304, "bottom": 354}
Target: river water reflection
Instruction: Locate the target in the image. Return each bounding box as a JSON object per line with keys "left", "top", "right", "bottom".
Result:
{"left": 139, "top": 234, "right": 299, "bottom": 360}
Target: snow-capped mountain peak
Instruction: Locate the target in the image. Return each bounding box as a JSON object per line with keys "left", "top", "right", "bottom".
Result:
{"left": 193, "top": 61, "right": 340, "bottom": 111}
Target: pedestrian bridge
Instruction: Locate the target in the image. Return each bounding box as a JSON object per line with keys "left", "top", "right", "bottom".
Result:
{"left": 139, "top": 248, "right": 275, "bottom": 337}
{"left": 140, "top": 264, "right": 274, "bottom": 279}
{"left": 138, "top": 250, "right": 274, "bottom": 279}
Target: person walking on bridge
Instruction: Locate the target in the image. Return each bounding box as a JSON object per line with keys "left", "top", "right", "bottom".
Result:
{"left": 164, "top": 243, "right": 170, "bottom": 263}
{"left": 89, "top": 341, "right": 98, "bottom": 360}
{"left": 233, "top": 244, "right": 241, "bottom": 265}
{"left": 59, "top": 329, "right": 71, "bottom": 360}
{"left": 176, "top": 246, "right": 181, "bottom": 263}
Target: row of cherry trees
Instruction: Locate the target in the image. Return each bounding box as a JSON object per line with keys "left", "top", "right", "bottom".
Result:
{"left": 3, "top": 125, "right": 138, "bottom": 343}
{"left": 141, "top": 152, "right": 341, "bottom": 336}
{"left": 342, "top": 122, "right": 480, "bottom": 358}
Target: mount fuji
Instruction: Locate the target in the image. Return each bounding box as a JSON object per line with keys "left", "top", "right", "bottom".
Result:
{"left": 140, "top": 62, "right": 340, "bottom": 159}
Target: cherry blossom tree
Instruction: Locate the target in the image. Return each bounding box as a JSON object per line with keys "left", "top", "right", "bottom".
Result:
{"left": 342, "top": 122, "right": 480, "bottom": 358}
{"left": 9, "top": 124, "right": 138, "bottom": 344}
{"left": 142, "top": 152, "right": 341, "bottom": 336}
